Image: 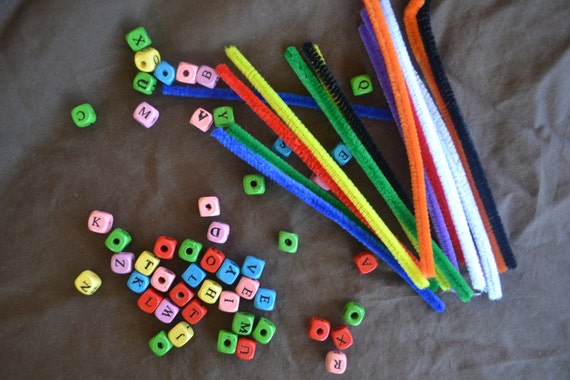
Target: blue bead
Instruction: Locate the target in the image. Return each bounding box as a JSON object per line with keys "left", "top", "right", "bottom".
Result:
{"left": 272, "top": 137, "right": 292, "bottom": 158}
{"left": 127, "top": 270, "right": 150, "bottom": 293}
{"left": 181, "top": 263, "right": 206, "bottom": 288}
{"left": 253, "top": 288, "right": 276, "bottom": 311}
{"left": 241, "top": 255, "right": 265, "bottom": 280}
{"left": 154, "top": 60, "right": 176, "bottom": 85}
{"left": 330, "top": 142, "right": 352, "bottom": 166}
{"left": 216, "top": 258, "right": 241, "bottom": 285}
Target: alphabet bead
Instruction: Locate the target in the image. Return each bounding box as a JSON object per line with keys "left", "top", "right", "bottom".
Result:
{"left": 342, "top": 301, "right": 365, "bottom": 327}
{"left": 330, "top": 325, "right": 353, "bottom": 350}
{"left": 134, "top": 251, "right": 160, "bottom": 276}
{"left": 110, "top": 252, "right": 135, "bottom": 274}
{"left": 325, "top": 350, "right": 347, "bottom": 374}
{"left": 235, "top": 276, "right": 259, "bottom": 300}
{"left": 216, "top": 258, "right": 240, "bottom": 285}
{"left": 253, "top": 288, "right": 276, "bottom": 311}
{"left": 134, "top": 47, "right": 161, "bottom": 72}
{"left": 181, "top": 263, "right": 206, "bottom": 288}
{"left": 307, "top": 317, "right": 331, "bottom": 341}
{"left": 154, "top": 235, "right": 177, "bottom": 260}
{"left": 198, "top": 196, "right": 221, "bottom": 217}
{"left": 154, "top": 60, "right": 176, "bottom": 85}
{"left": 127, "top": 270, "right": 150, "bottom": 294}
{"left": 190, "top": 107, "right": 213, "bottom": 132}
{"left": 206, "top": 221, "right": 230, "bottom": 244}
{"left": 154, "top": 298, "right": 180, "bottom": 324}
{"left": 252, "top": 317, "right": 276, "bottom": 344}
{"left": 125, "top": 26, "right": 152, "bottom": 52}
{"left": 232, "top": 311, "right": 255, "bottom": 335}
{"left": 217, "top": 330, "right": 238, "bottom": 354}
{"left": 169, "top": 281, "right": 194, "bottom": 307}
{"left": 243, "top": 174, "right": 266, "bottom": 195}
{"left": 197, "top": 278, "right": 223, "bottom": 304}
{"left": 87, "top": 210, "right": 113, "bottom": 233}
{"left": 330, "top": 142, "right": 352, "bottom": 166}
{"left": 168, "top": 321, "right": 194, "bottom": 348}
{"left": 181, "top": 298, "right": 208, "bottom": 325}
{"left": 71, "top": 103, "right": 97, "bottom": 128}
{"left": 105, "top": 228, "right": 132, "bottom": 253}
{"left": 74, "top": 270, "right": 102, "bottom": 295}
{"left": 241, "top": 255, "right": 265, "bottom": 280}
{"left": 218, "top": 290, "right": 240, "bottom": 313}
{"left": 235, "top": 337, "right": 256, "bottom": 360}
{"left": 350, "top": 74, "right": 373, "bottom": 96}
{"left": 137, "top": 288, "right": 164, "bottom": 314}
{"left": 200, "top": 247, "right": 226, "bottom": 273}
{"left": 132, "top": 71, "right": 157, "bottom": 95}
{"left": 353, "top": 251, "right": 378, "bottom": 274}
{"left": 133, "top": 101, "right": 159, "bottom": 128}
{"left": 178, "top": 238, "right": 203, "bottom": 262}
{"left": 150, "top": 266, "right": 176, "bottom": 292}
{"left": 272, "top": 137, "right": 292, "bottom": 158}
{"left": 213, "top": 106, "right": 234, "bottom": 127}
{"left": 278, "top": 230, "right": 298, "bottom": 253}
{"left": 149, "top": 330, "right": 173, "bottom": 357}
{"left": 196, "top": 65, "right": 219, "bottom": 89}
{"left": 176, "top": 62, "right": 199, "bottom": 84}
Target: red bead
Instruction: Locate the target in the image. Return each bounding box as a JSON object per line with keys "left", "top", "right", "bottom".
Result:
{"left": 169, "top": 281, "right": 194, "bottom": 307}
{"left": 307, "top": 317, "right": 331, "bottom": 341}
{"left": 353, "top": 251, "right": 379, "bottom": 274}
{"left": 137, "top": 288, "right": 164, "bottom": 314}
{"left": 330, "top": 325, "right": 353, "bottom": 350}
{"left": 200, "top": 247, "right": 225, "bottom": 273}
{"left": 235, "top": 337, "right": 256, "bottom": 361}
{"left": 154, "top": 235, "right": 177, "bottom": 259}
{"left": 181, "top": 298, "right": 208, "bottom": 325}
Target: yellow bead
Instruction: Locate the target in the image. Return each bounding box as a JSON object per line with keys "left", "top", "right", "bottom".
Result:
{"left": 197, "top": 279, "right": 223, "bottom": 304}
{"left": 135, "top": 250, "right": 160, "bottom": 276}
{"left": 74, "top": 270, "right": 102, "bottom": 295}
{"left": 168, "top": 321, "right": 195, "bottom": 348}
{"left": 134, "top": 47, "right": 161, "bottom": 73}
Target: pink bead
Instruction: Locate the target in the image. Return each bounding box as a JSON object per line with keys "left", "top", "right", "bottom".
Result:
{"left": 218, "top": 290, "right": 240, "bottom": 313}
{"left": 325, "top": 350, "right": 347, "bottom": 374}
{"left": 235, "top": 276, "right": 259, "bottom": 300}
{"left": 110, "top": 252, "right": 135, "bottom": 274}
{"left": 189, "top": 107, "right": 213, "bottom": 132}
{"left": 151, "top": 266, "right": 176, "bottom": 292}
{"left": 310, "top": 173, "right": 330, "bottom": 191}
{"left": 133, "top": 101, "right": 159, "bottom": 128}
{"left": 176, "top": 62, "right": 199, "bottom": 84}
{"left": 196, "top": 65, "right": 219, "bottom": 89}
{"left": 198, "top": 196, "right": 220, "bottom": 217}
{"left": 154, "top": 298, "right": 180, "bottom": 324}
{"left": 207, "top": 221, "right": 230, "bottom": 244}
{"left": 87, "top": 210, "right": 113, "bottom": 233}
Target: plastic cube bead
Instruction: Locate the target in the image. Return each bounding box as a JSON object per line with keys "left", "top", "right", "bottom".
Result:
{"left": 105, "top": 228, "right": 132, "bottom": 253}
{"left": 307, "top": 317, "right": 331, "bottom": 341}
{"left": 253, "top": 288, "right": 276, "bottom": 311}
{"left": 178, "top": 238, "right": 203, "bottom": 262}
{"left": 133, "top": 101, "right": 159, "bottom": 128}
{"left": 189, "top": 107, "right": 213, "bottom": 132}
{"left": 134, "top": 47, "right": 161, "bottom": 72}
{"left": 310, "top": 173, "right": 330, "bottom": 191}
{"left": 350, "top": 74, "right": 373, "bottom": 96}
{"left": 153, "top": 60, "right": 175, "bottom": 85}
{"left": 252, "top": 317, "right": 276, "bottom": 344}
{"left": 125, "top": 26, "right": 152, "bottom": 52}
{"left": 200, "top": 247, "right": 226, "bottom": 273}
{"left": 134, "top": 250, "right": 160, "bottom": 276}
{"left": 87, "top": 210, "right": 113, "bottom": 233}
{"left": 206, "top": 221, "right": 230, "bottom": 244}
{"left": 71, "top": 103, "right": 97, "bottom": 128}
{"left": 155, "top": 298, "right": 180, "bottom": 324}
{"left": 235, "top": 337, "right": 256, "bottom": 360}
{"left": 110, "top": 252, "right": 135, "bottom": 274}
{"left": 127, "top": 270, "right": 150, "bottom": 294}
{"left": 74, "top": 270, "right": 102, "bottom": 295}
{"left": 150, "top": 266, "right": 176, "bottom": 292}
{"left": 235, "top": 276, "right": 259, "bottom": 300}
{"left": 154, "top": 235, "right": 177, "bottom": 260}
{"left": 168, "top": 321, "right": 194, "bottom": 348}
{"left": 272, "top": 137, "right": 292, "bottom": 158}
{"left": 133, "top": 71, "right": 158, "bottom": 95}
{"left": 278, "top": 230, "right": 298, "bottom": 253}
{"left": 196, "top": 65, "right": 219, "bottom": 89}
{"left": 181, "top": 263, "right": 206, "bottom": 288}
{"left": 218, "top": 290, "right": 240, "bottom": 313}
{"left": 137, "top": 288, "right": 164, "bottom": 314}
{"left": 243, "top": 174, "right": 266, "bottom": 195}
{"left": 217, "top": 330, "right": 238, "bottom": 354}
{"left": 325, "top": 350, "right": 347, "bottom": 374}
{"left": 181, "top": 298, "right": 208, "bottom": 325}
{"left": 213, "top": 106, "right": 234, "bottom": 127}
{"left": 232, "top": 311, "right": 255, "bottom": 335}
{"left": 216, "top": 258, "right": 240, "bottom": 285}
{"left": 169, "top": 281, "right": 194, "bottom": 307}
{"left": 353, "top": 251, "right": 379, "bottom": 274}
{"left": 330, "top": 142, "right": 352, "bottom": 166}
{"left": 342, "top": 301, "right": 366, "bottom": 327}
{"left": 198, "top": 196, "right": 221, "bottom": 217}
{"left": 176, "top": 62, "right": 199, "bottom": 84}
{"left": 149, "top": 330, "right": 173, "bottom": 357}
{"left": 330, "top": 325, "right": 354, "bottom": 350}
{"left": 197, "top": 278, "right": 223, "bottom": 304}
{"left": 241, "top": 255, "right": 265, "bottom": 280}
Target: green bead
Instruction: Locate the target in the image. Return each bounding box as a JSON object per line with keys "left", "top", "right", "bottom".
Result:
{"left": 213, "top": 106, "right": 235, "bottom": 127}
{"left": 232, "top": 311, "right": 255, "bottom": 335}
{"left": 125, "top": 26, "right": 152, "bottom": 52}
{"left": 252, "top": 317, "right": 276, "bottom": 344}
{"left": 71, "top": 103, "right": 97, "bottom": 128}
{"left": 278, "top": 230, "right": 298, "bottom": 253}
{"left": 133, "top": 72, "right": 157, "bottom": 95}
{"left": 149, "top": 330, "right": 173, "bottom": 357}
{"left": 350, "top": 74, "right": 373, "bottom": 96}
{"left": 342, "top": 301, "right": 365, "bottom": 326}
{"left": 178, "top": 238, "right": 203, "bottom": 262}
{"left": 217, "top": 329, "right": 238, "bottom": 354}
{"left": 105, "top": 228, "right": 132, "bottom": 253}
{"left": 243, "top": 174, "right": 266, "bottom": 195}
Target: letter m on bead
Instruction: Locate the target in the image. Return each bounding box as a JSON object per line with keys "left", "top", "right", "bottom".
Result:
{"left": 137, "top": 106, "right": 152, "bottom": 119}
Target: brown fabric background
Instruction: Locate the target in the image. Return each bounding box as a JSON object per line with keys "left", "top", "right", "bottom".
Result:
{"left": 1, "top": 1, "right": 569, "bottom": 378}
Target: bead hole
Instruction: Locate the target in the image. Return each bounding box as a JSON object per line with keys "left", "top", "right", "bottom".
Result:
{"left": 285, "top": 239, "right": 292, "bottom": 246}
{"left": 183, "top": 70, "right": 189, "bottom": 76}
{"left": 260, "top": 329, "right": 267, "bottom": 336}
{"left": 224, "top": 339, "right": 232, "bottom": 347}
{"left": 113, "top": 238, "right": 120, "bottom": 245}
{"left": 316, "top": 328, "right": 323, "bottom": 335}
{"left": 177, "top": 292, "right": 185, "bottom": 299}
{"left": 158, "top": 277, "right": 166, "bottom": 284}
{"left": 160, "top": 245, "right": 169, "bottom": 252}
{"left": 351, "top": 312, "right": 359, "bottom": 320}
{"left": 185, "top": 248, "right": 194, "bottom": 255}
{"left": 205, "top": 204, "right": 212, "bottom": 210}
{"left": 250, "top": 180, "right": 258, "bottom": 188}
